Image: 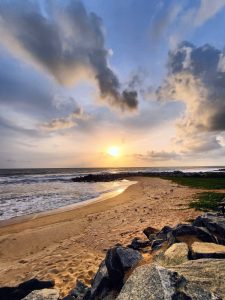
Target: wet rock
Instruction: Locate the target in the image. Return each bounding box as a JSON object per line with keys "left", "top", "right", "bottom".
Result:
{"left": 191, "top": 242, "right": 225, "bottom": 259}
{"left": 105, "top": 246, "right": 142, "bottom": 290}
{"left": 117, "top": 264, "right": 221, "bottom": 300}
{"left": 128, "top": 237, "right": 151, "bottom": 250}
{"left": 193, "top": 213, "right": 225, "bottom": 244}
{"left": 0, "top": 278, "right": 54, "bottom": 300}
{"left": 22, "top": 288, "right": 59, "bottom": 300}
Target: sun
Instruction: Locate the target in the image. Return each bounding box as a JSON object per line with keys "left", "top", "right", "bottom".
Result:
{"left": 107, "top": 146, "right": 120, "bottom": 157}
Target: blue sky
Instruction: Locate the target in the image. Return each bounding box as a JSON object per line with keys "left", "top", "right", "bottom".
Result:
{"left": 1, "top": 0, "right": 225, "bottom": 168}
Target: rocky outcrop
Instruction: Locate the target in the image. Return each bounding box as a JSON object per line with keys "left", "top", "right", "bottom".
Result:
{"left": 117, "top": 263, "right": 222, "bottom": 300}
{"left": 71, "top": 171, "right": 225, "bottom": 182}
{"left": 0, "top": 278, "right": 54, "bottom": 300}
{"left": 190, "top": 242, "right": 225, "bottom": 259}
{"left": 22, "top": 288, "right": 59, "bottom": 300}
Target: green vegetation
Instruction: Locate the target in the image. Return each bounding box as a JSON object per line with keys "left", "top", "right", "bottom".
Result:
{"left": 165, "top": 177, "right": 225, "bottom": 189}
{"left": 189, "top": 192, "right": 225, "bottom": 211}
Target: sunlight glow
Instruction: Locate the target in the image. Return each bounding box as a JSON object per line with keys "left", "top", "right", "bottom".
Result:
{"left": 107, "top": 146, "right": 120, "bottom": 157}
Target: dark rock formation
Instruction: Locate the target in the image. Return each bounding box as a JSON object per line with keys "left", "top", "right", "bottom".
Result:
{"left": 169, "top": 224, "right": 217, "bottom": 243}
{"left": 190, "top": 242, "right": 225, "bottom": 259}
{"left": 71, "top": 171, "right": 225, "bottom": 183}
{"left": 81, "top": 246, "right": 142, "bottom": 300}
{"left": 0, "top": 278, "right": 54, "bottom": 300}
{"left": 128, "top": 237, "right": 151, "bottom": 250}
{"left": 193, "top": 213, "right": 225, "bottom": 245}
{"left": 105, "top": 246, "right": 142, "bottom": 290}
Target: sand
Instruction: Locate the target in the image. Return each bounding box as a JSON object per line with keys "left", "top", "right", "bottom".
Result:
{"left": 0, "top": 177, "right": 202, "bottom": 297}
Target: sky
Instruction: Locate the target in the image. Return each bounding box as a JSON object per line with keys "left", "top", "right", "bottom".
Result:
{"left": 1, "top": 0, "right": 225, "bottom": 168}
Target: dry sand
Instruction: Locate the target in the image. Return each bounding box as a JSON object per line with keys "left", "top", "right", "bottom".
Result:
{"left": 0, "top": 177, "right": 202, "bottom": 297}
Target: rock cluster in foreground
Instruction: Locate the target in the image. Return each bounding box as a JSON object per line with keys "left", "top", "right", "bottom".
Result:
{"left": 1, "top": 213, "right": 224, "bottom": 300}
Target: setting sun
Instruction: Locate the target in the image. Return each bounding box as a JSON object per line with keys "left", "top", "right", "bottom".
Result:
{"left": 107, "top": 146, "right": 120, "bottom": 157}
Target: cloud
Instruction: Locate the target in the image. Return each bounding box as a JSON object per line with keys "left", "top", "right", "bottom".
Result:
{"left": 156, "top": 41, "right": 225, "bottom": 152}
{"left": 151, "top": 0, "right": 225, "bottom": 47}
{"left": 0, "top": 0, "right": 138, "bottom": 111}
{"left": 194, "top": 0, "right": 225, "bottom": 27}
{"left": 41, "top": 104, "right": 90, "bottom": 131}
{"left": 134, "top": 151, "right": 180, "bottom": 162}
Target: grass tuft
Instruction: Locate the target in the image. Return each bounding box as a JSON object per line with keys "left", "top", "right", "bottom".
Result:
{"left": 189, "top": 192, "right": 225, "bottom": 211}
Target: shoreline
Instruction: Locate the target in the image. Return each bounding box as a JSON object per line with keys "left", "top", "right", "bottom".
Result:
{"left": 0, "top": 180, "right": 137, "bottom": 229}
{"left": 0, "top": 177, "right": 202, "bottom": 296}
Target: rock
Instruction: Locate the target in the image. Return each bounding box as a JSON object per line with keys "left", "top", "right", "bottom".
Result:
{"left": 105, "top": 246, "right": 142, "bottom": 290}
{"left": 163, "top": 242, "right": 189, "bottom": 266}
{"left": 128, "top": 237, "right": 151, "bottom": 250}
{"left": 169, "top": 224, "right": 217, "bottom": 243}
{"left": 143, "top": 226, "right": 157, "bottom": 239}
{"left": 0, "top": 278, "right": 55, "bottom": 300}
{"left": 191, "top": 242, "right": 225, "bottom": 259}
{"left": 87, "top": 260, "right": 111, "bottom": 300}
{"left": 117, "top": 263, "right": 221, "bottom": 300}
{"left": 193, "top": 213, "right": 225, "bottom": 244}
{"left": 170, "top": 259, "right": 225, "bottom": 299}
{"left": 22, "top": 288, "right": 59, "bottom": 300}
{"left": 69, "top": 280, "right": 90, "bottom": 299}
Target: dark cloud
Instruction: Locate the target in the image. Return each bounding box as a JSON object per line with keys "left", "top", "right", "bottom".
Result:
{"left": 157, "top": 42, "right": 225, "bottom": 134}
{"left": 0, "top": 0, "right": 138, "bottom": 111}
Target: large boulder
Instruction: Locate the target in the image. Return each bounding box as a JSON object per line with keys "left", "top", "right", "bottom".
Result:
{"left": 0, "top": 278, "right": 54, "bottom": 300}
{"left": 116, "top": 263, "right": 221, "bottom": 300}
{"left": 105, "top": 246, "right": 142, "bottom": 290}
{"left": 193, "top": 213, "right": 225, "bottom": 244}
{"left": 22, "top": 288, "right": 59, "bottom": 300}
{"left": 169, "top": 224, "right": 217, "bottom": 244}
{"left": 170, "top": 259, "right": 225, "bottom": 299}
{"left": 191, "top": 242, "right": 225, "bottom": 259}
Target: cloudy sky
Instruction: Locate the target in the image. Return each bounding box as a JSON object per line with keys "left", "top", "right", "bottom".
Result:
{"left": 1, "top": 0, "right": 225, "bottom": 168}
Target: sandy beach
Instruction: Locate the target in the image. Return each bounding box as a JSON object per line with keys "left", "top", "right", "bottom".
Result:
{"left": 0, "top": 177, "right": 202, "bottom": 297}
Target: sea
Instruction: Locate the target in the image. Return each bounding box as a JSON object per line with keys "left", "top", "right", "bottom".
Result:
{"left": 0, "top": 166, "right": 222, "bottom": 222}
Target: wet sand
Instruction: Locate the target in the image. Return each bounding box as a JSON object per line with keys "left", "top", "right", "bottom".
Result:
{"left": 0, "top": 177, "right": 201, "bottom": 297}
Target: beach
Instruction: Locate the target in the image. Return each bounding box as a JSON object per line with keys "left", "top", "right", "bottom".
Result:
{"left": 0, "top": 177, "right": 202, "bottom": 297}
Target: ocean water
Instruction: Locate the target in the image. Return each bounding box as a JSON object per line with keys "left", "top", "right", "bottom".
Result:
{"left": 0, "top": 166, "right": 221, "bottom": 221}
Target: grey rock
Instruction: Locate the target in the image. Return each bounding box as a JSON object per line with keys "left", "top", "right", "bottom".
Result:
{"left": 193, "top": 213, "right": 225, "bottom": 245}
{"left": 170, "top": 259, "right": 225, "bottom": 299}
{"left": 105, "top": 246, "right": 142, "bottom": 290}
{"left": 117, "top": 264, "right": 221, "bottom": 300}
{"left": 22, "top": 288, "right": 59, "bottom": 300}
